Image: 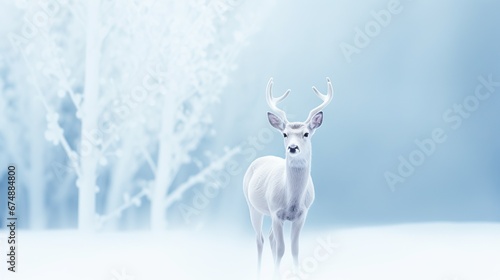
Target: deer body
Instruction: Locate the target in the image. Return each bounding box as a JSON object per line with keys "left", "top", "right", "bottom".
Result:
{"left": 243, "top": 78, "right": 333, "bottom": 278}
{"left": 244, "top": 156, "right": 315, "bottom": 220}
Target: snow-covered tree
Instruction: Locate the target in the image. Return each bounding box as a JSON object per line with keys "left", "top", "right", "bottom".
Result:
{"left": 1, "top": 0, "right": 272, "bottom": 231}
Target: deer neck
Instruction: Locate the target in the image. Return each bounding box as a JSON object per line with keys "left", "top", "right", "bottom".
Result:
{"left": 285, "top": 155, "right": 311, "bottom": 205}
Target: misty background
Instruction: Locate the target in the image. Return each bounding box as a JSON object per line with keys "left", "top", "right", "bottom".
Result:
{"left": 0, "top": 0, "right": 499, "bottom": 232}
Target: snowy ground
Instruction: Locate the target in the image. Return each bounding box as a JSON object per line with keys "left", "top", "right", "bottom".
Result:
{"left": 1, "top": 223, "right": 499, "bottom": 280}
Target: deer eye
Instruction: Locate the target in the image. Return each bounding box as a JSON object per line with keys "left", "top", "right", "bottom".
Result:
{"left": 283, "top": 133, "right": 288, "bottom": 138}
{"left": 304, "top": 132, "right": 309, "bottom": 138}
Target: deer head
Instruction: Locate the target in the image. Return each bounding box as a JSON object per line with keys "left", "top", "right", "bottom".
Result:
{"left": 266, "top": 78, "right": 334, "bottom": 160}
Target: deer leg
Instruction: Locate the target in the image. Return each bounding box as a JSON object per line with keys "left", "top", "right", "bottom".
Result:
{"left": 269, "top": 228, "right": 276, "bottom": 261}
{"left": 249, "top": 207, "right": 264, "bottom": 277}
{"left": 271, "top": 217, "right": 284, "bottom": 279}
{"left": 291, "top": 217, "right": 305, "bottom": 269}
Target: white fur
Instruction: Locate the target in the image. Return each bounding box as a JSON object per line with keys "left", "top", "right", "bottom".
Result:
{"left": 243, "top": 78, "right": 333, "bottom": 278}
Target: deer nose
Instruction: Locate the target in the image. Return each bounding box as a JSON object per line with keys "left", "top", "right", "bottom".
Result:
{"left": 288, "top": 145, "right": 300, "bottom": 154}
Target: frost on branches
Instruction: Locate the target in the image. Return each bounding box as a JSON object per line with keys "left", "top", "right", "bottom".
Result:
{"left": 0, "top": 0, "right": 271, "bottom": 231}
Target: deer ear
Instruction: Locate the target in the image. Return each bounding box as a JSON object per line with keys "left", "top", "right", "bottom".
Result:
{"left": 267, "top": 112, "right": 285, "bottom": 131}
{"left": 308, "top": 111, "right": 323, "bottom": 130}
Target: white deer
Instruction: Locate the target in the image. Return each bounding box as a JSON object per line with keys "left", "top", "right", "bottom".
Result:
{"left": 243, "top": 77, "right": 333, "bottom": 278}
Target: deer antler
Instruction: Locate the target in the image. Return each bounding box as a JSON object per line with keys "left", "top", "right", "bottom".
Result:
{"left": 305, "top": 77, "right": 334, "bottom": 123}
{"left": 266, "top": 78, "right": 291, "bottom": 123}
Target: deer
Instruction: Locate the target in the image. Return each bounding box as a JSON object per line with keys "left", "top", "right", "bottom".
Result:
{"left": 243, "top": 77, "right": 333, "bottom": 278}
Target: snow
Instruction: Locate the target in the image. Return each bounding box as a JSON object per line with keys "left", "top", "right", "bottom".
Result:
{"left": 1, "top": 223, "right": 499, "bottom": 280}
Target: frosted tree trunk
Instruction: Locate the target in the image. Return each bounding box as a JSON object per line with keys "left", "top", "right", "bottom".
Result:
{"left": 150, "top": 94, "right": 177, "bottom": 230}
{"left": 28, "top": 96, "right": 47, "bottom": 229}
{"left": 79, "top": 0, "right": 101, "bottom": 231}
{"left": 150, "top": 146, "right": 171, "bottom": 230}
{"left": 104, "top": 138, "right": 136, "bottom": 229}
